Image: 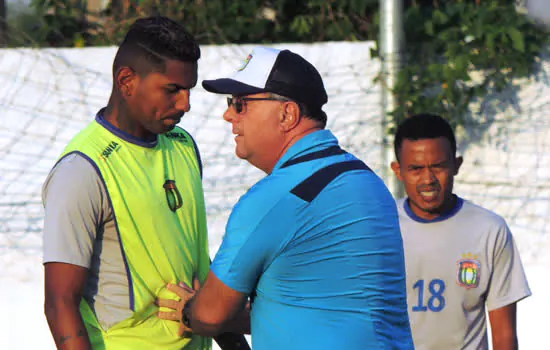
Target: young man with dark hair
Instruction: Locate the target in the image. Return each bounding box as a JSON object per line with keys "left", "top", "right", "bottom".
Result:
{"left": 42, "top": 16, "right": 246, "bottom": 350}
{"left": 157, "top": 46, "right": 414, "bottom": 350}
{"left": 391, "top": 113, "right": 531, "bottom": 350}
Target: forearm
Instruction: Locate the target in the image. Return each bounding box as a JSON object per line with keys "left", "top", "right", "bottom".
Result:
{"left": 189, "top": 297, "right": 250, "bottom": 337}
{"left": 489, "top": 303, "right": 518, "bottom": 350}
{"left": 45, "top": 299, "right": 92, "bottom": 350}
{"left": 492, "top": 335, "right": 518, "bottom": 350}
{"left": 190, "top": 311, "right": 250, "bottom": 337}
{"left": 221, "top": 307, "right": 250, "bottom": 335}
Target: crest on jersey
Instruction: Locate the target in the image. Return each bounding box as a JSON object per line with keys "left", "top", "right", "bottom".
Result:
{"left": 238, "top": 53, "right": 253, "bottom": 71}
{"left": 163, "top": 179, "right": 183, "bottom": 212}
{"left": 457, "top": 253, "right": 481, "bottom": 289}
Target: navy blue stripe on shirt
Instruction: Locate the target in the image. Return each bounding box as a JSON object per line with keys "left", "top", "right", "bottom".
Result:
{"left": 281, "top": 146, "right": 346, "bottom": 168}
{"left": 291, "top": 160, "right": 372, "bottom": 202}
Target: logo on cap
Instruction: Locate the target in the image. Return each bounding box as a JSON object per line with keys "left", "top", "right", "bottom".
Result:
{"left": 238, "top": 53, "right": 253, "bottom": 71}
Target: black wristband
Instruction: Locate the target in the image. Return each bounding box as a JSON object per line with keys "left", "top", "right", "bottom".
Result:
{"left": 182, "top": 299, "right": 193, "bottom": 328}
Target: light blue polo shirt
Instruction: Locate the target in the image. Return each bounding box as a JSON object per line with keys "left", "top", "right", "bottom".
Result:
{"left": 211, "top": 130, "right": 413, "bottom": 350}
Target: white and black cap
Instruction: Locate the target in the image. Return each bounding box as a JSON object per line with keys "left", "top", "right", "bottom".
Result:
{"left": 202, "top": 46, "right": 328, "bottom": 111}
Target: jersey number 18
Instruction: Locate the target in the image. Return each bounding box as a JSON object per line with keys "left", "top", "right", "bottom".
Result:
{"left": 412, "top": 279, "right": 446, "bottom": 312}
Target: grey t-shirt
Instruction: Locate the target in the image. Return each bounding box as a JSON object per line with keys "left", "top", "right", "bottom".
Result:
{"left": 42, "top": 153, "right": 131, "bottom": 329}
{"left": 397, "top": 197, "right": 531, "bottom": 350}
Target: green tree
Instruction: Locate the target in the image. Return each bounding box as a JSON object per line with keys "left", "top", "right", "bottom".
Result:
{"left": 373, "top": 0, "right": 549, "bottom": 133}
{"left": 30, "top": 0, "right": 90, "bottom": 47}
{"left": 26, "top": 0, "right": 380, "bottom": 46}
{"left": 88, "top": 0, "right": 380, "bottom": 45}
{"left": 15, "top": 0, "right": 550, "bottom": 135}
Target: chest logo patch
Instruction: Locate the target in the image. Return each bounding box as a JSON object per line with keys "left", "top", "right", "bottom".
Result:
{"left": 163, "top": 179, "right": 183, "bottom": 212}
{"left": 457, "top": 253, "right": 481, "bottom": 289}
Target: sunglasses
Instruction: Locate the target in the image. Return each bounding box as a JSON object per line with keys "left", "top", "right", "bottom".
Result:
{"left": 226, "top": 96, "right": 290, "bottom": 114}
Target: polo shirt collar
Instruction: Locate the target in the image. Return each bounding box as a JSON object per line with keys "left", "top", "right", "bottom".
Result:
{"left": 273, "top": 130, "right": 338, "bottom": 172}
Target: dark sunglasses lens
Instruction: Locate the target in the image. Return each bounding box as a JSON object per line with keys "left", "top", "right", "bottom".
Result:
{"left": 235, "top": 100, "right": 243, "bottom": 113}
{"left": 227, "top": 97, "right": 243, "bottom": 113}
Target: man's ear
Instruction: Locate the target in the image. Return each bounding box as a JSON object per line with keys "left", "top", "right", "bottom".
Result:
{"left": 280, "top": 102, "right": 301, "bottom": 131}
{"left": 115, "top": 66, "right": 138, "bottom": 98}
{"left": 454, "top": 156, "right": 463, "bottom": 175}
{"left": 391, "top": 161, "right": 403, "bottom": 181}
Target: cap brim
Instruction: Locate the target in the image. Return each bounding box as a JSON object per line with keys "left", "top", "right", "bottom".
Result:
{"left": 202, "top": 78, "right": 265, "bottom": 96}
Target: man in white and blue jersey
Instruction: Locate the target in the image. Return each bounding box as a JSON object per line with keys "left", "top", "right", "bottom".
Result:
{"left": 157, "top": 46, "right": 414, "bottom": 349}
{"left": 391, "top": 114, "right": 531, "bottom": 350}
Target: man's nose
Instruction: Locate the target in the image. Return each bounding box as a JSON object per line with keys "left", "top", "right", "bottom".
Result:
{"left": 175, "top": 90, "right": 191, "bottom": 112}
{"left": 223, "top": 107, "right": 237, "bottom": 123}
{"left": 420, "top": 167, "right": 437, "bottom": 184}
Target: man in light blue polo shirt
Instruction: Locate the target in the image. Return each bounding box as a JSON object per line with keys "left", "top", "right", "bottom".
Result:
{"left": 157, "top": 47, "right": 413, "bottom": 349}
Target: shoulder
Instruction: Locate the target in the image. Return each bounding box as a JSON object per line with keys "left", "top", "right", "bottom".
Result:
{"left": 45, "top": 153, "right": 101, "bottom": 187}
{"left": 395, "top": 197, "right": 406, "bottom": 209}
{"left": 64, "top": 120, "right": 105, "bottom": 151}
{"left": 394, "top": 197, "right": 408, "bottom": 217}
{"left": 42, "top": 153, "right": 105, "bottom": 203}
{"left": 227, "top": 170, "right": 306, "bottom": 232}
{"left": 459, "top": 199, "right": 508, "bottom": 228}
{"left": 230, "top": 175, "right": 285, "bottom": 216}
{"left": 456, "top": 200, "right": 515, "bottom": 252}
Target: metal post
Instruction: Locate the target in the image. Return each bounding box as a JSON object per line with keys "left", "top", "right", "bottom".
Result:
{"left": 0, "top": 0, "right": 6, "bottom": 47}
{"left": 380, "top": 0, "right": 405, "bottom": 198}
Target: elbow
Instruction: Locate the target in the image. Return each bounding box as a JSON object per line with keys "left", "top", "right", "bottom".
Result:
{"left": 44, "top": 294, "right": 81, "bottom": 324}
{"left": 44, "top": 298, "right": 61, "bottom": 327}
{"left": 44, "top": 294, "right": 59, "bottom": 321}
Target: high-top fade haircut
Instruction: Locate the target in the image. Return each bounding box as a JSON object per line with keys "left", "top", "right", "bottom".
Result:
{"left": 113, "top": 16, "right": 200, "bottom": 76}
{"left": 394, "top": 113, "right": 457, "bottom": 161}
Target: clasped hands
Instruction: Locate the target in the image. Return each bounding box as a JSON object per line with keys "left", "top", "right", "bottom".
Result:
{"left": 156, "top": 277, "right": 201, "bottom": 336}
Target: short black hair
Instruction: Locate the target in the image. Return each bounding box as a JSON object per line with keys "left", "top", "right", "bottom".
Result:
{"left": 394, "top": 114, "right": 457, "bottom": 161}
{"left": 113, "top": 16, "right": 200, "bottom": 76}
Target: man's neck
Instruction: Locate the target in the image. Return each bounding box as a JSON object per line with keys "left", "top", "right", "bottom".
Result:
{"left": 263, "top": 126, "right": 322, "bottom": 174}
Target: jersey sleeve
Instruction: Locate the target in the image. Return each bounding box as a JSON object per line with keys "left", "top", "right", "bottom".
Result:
{"left": 210, "top": 191, "right": 291, "bottom": 294}
{"left": 486, "top": 221, "right": 532, "bottom": 311}
{"left": 42, "top": 153, "right": 109, "bottom": 268}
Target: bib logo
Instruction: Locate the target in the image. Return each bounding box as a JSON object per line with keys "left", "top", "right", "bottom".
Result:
{"left": 457, "top": 253, "right": 481, "bottom": 289}
{"left": 163, "top": 179, "right": 183, "bottom": 212}
{"left": 100, "top": 141, "right": 121, "bottom": 160}
{"left": 238, "top": 53, "right": 253, "bottom": 71}
{"left": 165, "top": 132, "right": 188, "bottom": 142}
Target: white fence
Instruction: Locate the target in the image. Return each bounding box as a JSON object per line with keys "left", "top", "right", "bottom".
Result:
{"left": 0, "top": 43, "right": 548, "bottom": 282}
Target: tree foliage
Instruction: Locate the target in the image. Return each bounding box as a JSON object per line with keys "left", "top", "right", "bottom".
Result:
{"left": 373, "top": 0, "right": 549, "bottom": 132}
{"left": 8, "top": 0, "right": 549, "bottom": 135}
{"left": 26, "top": 0, "right": 379, "bottom": 47}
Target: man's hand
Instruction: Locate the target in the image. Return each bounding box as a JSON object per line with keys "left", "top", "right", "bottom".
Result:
{"left": 157, "top": 277, "right": 201, "bottom": 336}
